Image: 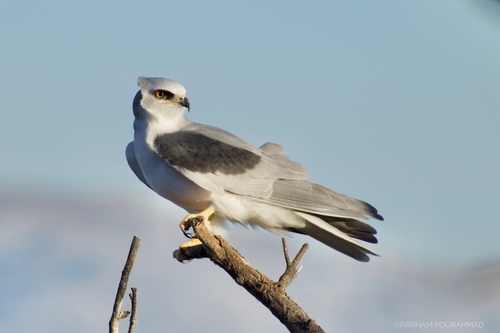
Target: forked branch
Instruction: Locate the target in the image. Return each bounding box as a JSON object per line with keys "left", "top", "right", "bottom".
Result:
{"left": 277, "top": 239, "right": 309, "bottom": 289}
{"left": 177, "top": 219, "right": 325, "bottom": 333}
{"left": 109, "top": 236, "right": 141, "bottom": 333}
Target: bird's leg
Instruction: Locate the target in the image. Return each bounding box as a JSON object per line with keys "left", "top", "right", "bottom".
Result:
{"left": 179, "top": 206, "right": 216, "bottom": 239}
{"left": 175, "top": 206, "right": 215, "bottom": 263}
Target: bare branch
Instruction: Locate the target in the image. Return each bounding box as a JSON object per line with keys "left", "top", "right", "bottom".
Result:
{"left": 128, "top": 288, "right": 138, "bottom": 333}
{"left": 109, "top": 236, "right": 141, "bottom": 333}
{"left": 186, "top": 219, "right": 325, "bottom": 333}
{"left": 282, "top": 238, "right": 292, "bottom": 265}
{"left": 278, "top": 239, "right": 309, "bottom": 289}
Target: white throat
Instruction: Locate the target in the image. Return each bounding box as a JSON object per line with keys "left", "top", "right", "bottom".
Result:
{"left": 138, "top": 105, "right": 190, "bottom": 147}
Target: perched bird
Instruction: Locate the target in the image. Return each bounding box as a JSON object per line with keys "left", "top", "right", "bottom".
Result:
{"left": 126, "top": 77, "right": 383, "bottom": 262}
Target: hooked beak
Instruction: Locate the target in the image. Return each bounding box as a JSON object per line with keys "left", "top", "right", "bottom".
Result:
{"left": 179, "top": 97, "right": 190, "bottom": 112}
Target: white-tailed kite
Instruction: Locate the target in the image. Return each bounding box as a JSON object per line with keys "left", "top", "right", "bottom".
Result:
{"left": 126, "top": 77, "right": 383, "bottom": 262}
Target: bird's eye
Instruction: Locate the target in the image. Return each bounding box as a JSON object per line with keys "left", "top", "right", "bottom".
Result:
{"left": 154, "top": 90, "right": 166, "bottom": 99}
{"left": 153, "top": 90, "right": 174, "bottom": 100}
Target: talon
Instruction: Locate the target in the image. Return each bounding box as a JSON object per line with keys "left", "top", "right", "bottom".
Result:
{"left": 179, "top": 219, "right": 195, "bottom": 239}
{"left": 179, "top": 206, "right": 216, "bottom": 238}
{"left": 180, "top": 238, "right": 203, "bottom": 249}
{"left": 174, "top": 238, "right": 205, "bottom": 263}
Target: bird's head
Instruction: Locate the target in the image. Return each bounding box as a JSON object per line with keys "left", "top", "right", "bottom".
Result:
{"left": 133, "top": 77, "right": 190, "bottom": 119}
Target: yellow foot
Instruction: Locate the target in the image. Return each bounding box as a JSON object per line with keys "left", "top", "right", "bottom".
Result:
{"left": 179, "top": 206, "right": 216, "bottom": 238}
{"left": 174, "top": 238, "right": 205, "bottom": 263}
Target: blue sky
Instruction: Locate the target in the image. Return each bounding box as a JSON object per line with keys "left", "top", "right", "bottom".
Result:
{"left": 1, "top": 1, "right": 500, "bottom": 332}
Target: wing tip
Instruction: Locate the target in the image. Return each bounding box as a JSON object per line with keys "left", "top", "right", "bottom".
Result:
{"left": 362, "top": 200, "right": 384, "bottom": 221}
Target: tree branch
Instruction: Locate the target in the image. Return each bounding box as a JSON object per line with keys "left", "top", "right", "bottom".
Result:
{"left": 178, "top": 219, "right": 325, "bottom": 333}
{"left": 109, "top": 236, "right": 141, "bottom": 333}
{"left": 128, "top": 288, "right": 138, "bottom": 333}
{"left": 277, "top": 239, "right": 308, "bottom": 290}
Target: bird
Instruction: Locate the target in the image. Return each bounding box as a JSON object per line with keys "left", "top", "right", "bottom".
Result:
{"left": 126, "top": 77, "right": 383, "bottom": 262}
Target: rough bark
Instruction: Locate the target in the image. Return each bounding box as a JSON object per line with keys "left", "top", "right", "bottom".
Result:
{"left": 177, "top": 220, "right": 325, "bottom": 333}
{"left": 109, "top": 236, "right": 140, "bottom": 333}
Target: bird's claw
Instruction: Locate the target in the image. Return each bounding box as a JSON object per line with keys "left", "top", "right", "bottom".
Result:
{"left": 174, "top": 238, "right": 205, "bottom": 263}
{"left": 179, "top": 219, "right": 194, "bottom": 239}
{"left": 179, "top": 206, "right": 215, "bottom": 239}
{"left": 179, "top": 216, "right": 204, "bottom": 239}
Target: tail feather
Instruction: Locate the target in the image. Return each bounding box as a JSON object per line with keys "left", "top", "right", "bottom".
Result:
{"left": 318, "top": 216, "right": 378, "bottom": 244}
{"left": 295, "top": 212, "right": 378, "bottom": 262}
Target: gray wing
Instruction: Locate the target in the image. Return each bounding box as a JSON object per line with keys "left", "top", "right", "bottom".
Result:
{"left": 262, "top": 180, "right": 383, "bottom": 220}
{"left": 153, "top": 123, "right": 381, "bottom": 221}
{"left": 154, "top": 123, "right": 307, "bottom": 198}
{"left": 126, "top": 142, "right": 152, "bottom": 189}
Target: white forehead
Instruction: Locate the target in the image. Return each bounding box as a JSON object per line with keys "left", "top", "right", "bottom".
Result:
{"left": 137, "top": 77, "right": 187, "bottom": 96}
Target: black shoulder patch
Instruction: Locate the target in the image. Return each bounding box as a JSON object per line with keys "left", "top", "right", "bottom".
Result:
{"left": 154, "top": 132, "right": 261, "bottom": 175}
